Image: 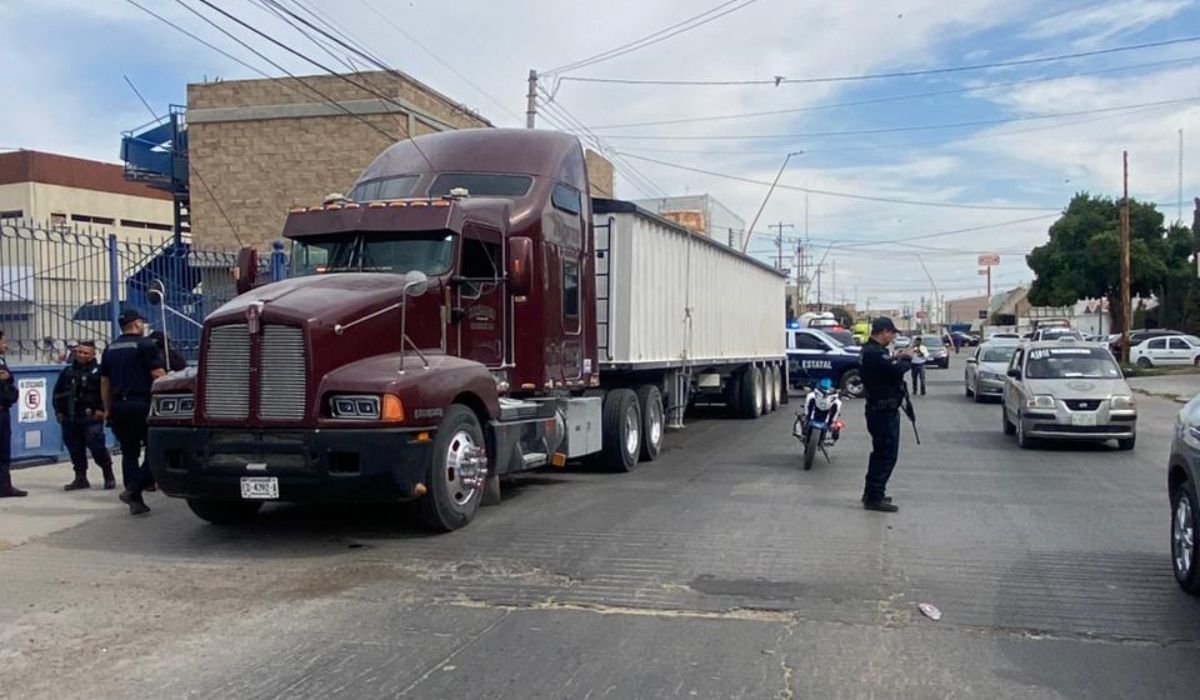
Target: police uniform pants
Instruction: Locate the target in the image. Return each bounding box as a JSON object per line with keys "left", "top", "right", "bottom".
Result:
{"left": 863, "top": 407, "right": 900, "bottom": 502}
{"left": 110, "top": 403, "right": 150, "bottom": 493}
{"left": 64, "top": 418, "right": 113, "bottom": 478}
{"left": 911, "top": 364, "right": 926, "bottom": 394}
{"left": 0, "top": 414, "right": 13, "bottom": 490}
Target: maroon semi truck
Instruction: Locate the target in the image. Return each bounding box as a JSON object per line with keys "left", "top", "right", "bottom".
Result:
{"left": 148, "top": 129, "right": 786, "bottom": 531}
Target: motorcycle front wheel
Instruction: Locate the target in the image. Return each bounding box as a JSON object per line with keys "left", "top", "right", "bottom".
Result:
{"left": 803, "top": 428, "right": 820, "bottom": 470}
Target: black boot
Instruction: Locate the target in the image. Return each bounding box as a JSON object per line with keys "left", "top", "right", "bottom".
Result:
{"left": 863, "top": 500, "right": 899, "bottom": 513}
{"left": 0, "top": 464, "right": 27, "bottom": 497}
{"left": 119, "top": 490, "right": 150, "bottom": 516}
{"left": 63, "top": 475, "right": 91, "bottom": 491}
{"left": 861, "top": 494, "right": 893, "bottom": 504}
{"left": 100, "top": 465, "right": 116, "bottom": 490}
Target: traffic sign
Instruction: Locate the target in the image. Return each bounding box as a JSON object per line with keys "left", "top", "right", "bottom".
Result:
{"left": 978, "top": 254, "right": 1000, "bottom": 266}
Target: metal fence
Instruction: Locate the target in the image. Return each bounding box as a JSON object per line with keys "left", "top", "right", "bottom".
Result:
{"left": 0, "top": 219, "right": 283, "bottom": 365}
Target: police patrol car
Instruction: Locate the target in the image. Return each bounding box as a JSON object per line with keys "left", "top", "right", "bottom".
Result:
{"left": 786, "top": 325, "right": 864, "bottom": 397}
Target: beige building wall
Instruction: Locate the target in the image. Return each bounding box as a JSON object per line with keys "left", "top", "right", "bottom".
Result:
{"left": 0, "top": 181, "right": 174, "bottom": 241}
{"left": 187, "top": 71, "right": 492, "bottom": 250}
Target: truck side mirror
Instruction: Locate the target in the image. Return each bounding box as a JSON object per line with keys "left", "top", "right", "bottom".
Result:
{"left": 507, "top": 237, "right": 533, "bottom": 296}
{"left": 235, "top": 247, "right": 258, "bottom": 295}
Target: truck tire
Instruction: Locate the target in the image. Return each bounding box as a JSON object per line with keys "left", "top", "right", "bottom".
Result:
{"left": 738, "top": 366, "right": 763, "bottom": 419}
{"left": 636, "top": 384, "right": 664, "bottom": 462}
{"left": 418, "top": 405, "right": 487, "bottom": 532}
{"left": 186, "top": 499, "right": 263, "bottom": 525}
{"left": 602, "top": 388, "right": 642, "bottom": 472}
{"left": 766, "top": 365, "right": 780, "bottom": 412}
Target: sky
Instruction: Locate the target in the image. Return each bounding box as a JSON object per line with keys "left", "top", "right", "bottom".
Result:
{"left": 2, "top": 0, "right": 1199, "bottom": 312}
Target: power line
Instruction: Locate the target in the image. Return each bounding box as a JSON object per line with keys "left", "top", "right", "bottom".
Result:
{"left": 616, "top": 152, "right": 1061, "bottom": 211}
{"left": 535, "top": 104, "right": 661, "bottom": 198}
{"left": 590, "top": 96, "right": 1200, "bottom": 141}
{"left": 544, "top": 0, "right": 762, "bottom": 76}
{"left": 556, "top": 34, "right": 1200, "bottom": 87}
{"left": 583, "top": 54, "right": 1200, "bottom": 130}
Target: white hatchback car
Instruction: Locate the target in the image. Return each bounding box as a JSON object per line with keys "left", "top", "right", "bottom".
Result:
{"left": 1131, "top": 336, "right": 1200, "bottom": 368}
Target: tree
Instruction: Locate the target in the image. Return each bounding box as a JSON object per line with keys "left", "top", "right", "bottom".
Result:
{"left": 828, "top": 305, "right": 854, "bottom": 326}
{"left": 1026, "top": 193, "right": 1171, "bottom": 331}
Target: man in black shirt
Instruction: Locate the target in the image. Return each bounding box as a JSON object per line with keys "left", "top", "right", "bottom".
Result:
{"left": 54, "top": 340, "right": 115, "bottom": 491}
{"left": 859, "top": 317, "right": 911, "bottom": 513}
{"left": 101, "top": 309, "right": 166, "bottom": 516}
{"left": 0, "top": 330, "right": 25, "bottom": 498}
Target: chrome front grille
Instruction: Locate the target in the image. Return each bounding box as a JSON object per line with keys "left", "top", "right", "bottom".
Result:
{"left": 204, "top": 324, "right": 250, "bottom": 419}
{"left": 259, "top": 325, "right": 307, "bottom": 420}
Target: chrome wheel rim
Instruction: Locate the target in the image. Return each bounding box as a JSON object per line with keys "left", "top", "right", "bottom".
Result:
{"left": 445, "top": 430, "right": 485, "bottom": 507}
{"left": 624, "top": 406, "right": 640, "bottom": 456}
{"left": 1175, "top": 493, "right": 1195, "bottom": 577}
{"left": 647, "top": 397, "right": 663, "bottom": 448}
{"left": 755, "top": 371, "right": 765, "bottom": 413}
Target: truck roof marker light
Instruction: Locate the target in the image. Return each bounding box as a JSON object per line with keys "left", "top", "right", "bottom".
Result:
{"left": 367, "top": 201, "right": 386, "bottom": 208}
{"left": 344, "top": 202, "right": 360, "bottom": 209}
{"left": 324, "top": 203, "right": 343, "bottom": 210}
{"left": 521, "top": 383, "right": 536, "bottom": 391}
{"left": 289, "top": 206, "right": 307, "bottom": 214}
{"left": 431, "top": 200, "right": 451, "bottom": 208}
{"left": 381, "top": 394, "right": 405, "bottom": 422}
{"left": 388, "top": 201, "right": 408, "bottom": 207}
{"left": 410, "top": 201, "right": 429, "bottom": 208}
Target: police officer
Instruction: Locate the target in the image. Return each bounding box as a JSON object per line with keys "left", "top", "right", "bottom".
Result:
{"left": 54, "top": 340, "right": 116, "bottom": 491}
{"left": 859, "top": 317, "right": 911, "bottom": 513}
{"left": 101, "top": 309, "right": 165, "bottom": 516}
{"left": 0, "top": 329, "right": 26, "bottom": 498}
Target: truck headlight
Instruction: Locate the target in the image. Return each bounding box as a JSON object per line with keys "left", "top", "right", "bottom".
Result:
{"left": 1110, "top": 395, "right": 1136, "bottom": 410}
{"left": 1026, "top": 395, "right": 1056, "bottom": 409}
{"left": 152, "top": 393, "right": 195, "bottom": 418}
{"left": 329, "top": 394, "right": 381, "bottom": 419}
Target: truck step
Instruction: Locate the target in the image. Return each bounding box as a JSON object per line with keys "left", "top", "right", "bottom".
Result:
{"left": 522, "top": 452, "right": 548, "bottom": 468}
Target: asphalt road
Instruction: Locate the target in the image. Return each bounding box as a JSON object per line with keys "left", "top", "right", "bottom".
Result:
{"left": 3, "top": 368, "right": 1200, "bottom": 699}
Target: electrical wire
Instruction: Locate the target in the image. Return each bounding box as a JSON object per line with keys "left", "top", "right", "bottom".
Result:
{"left": 557, "top": 34, "right": 1200, "bottom": 86}
{"left": 583, "top": 54, "right": 1200, "bottom": 130}
{"left": 543, "top": 0, "right": 762, "bottom": 76}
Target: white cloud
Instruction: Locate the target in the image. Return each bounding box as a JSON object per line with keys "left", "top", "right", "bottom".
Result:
{"left": 1024, "top": 0, "right": 1192, "bottom": 47}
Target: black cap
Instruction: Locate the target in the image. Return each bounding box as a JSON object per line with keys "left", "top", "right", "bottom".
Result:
{"left": 871, "top": 316, "right": 898, "bottom": 334}
{"left": 78, "top": 340, "right": 96, "bottom": 348}
{"left": 118, "top": 308, "right": 146, "bottom": 327}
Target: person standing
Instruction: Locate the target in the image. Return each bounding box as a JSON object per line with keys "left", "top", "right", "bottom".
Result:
{"left": 101, "top": 309, "right": 165, "bottom": 516}
{"left": 0, "top": 330, "right": 26, "bottom": 498}
{"left": 909, "top": 337, "right": 929, "bottom": 396}
{"left": 54, "top": 340, "right": 116, "bottom": 491}
{"left": 859, "top": 317, "right": 911, "bottom": 513}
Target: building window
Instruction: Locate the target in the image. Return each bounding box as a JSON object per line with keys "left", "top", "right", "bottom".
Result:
{"left": 0, "top": 210, "right": 22, "bottom": 220}
{"left": 120, "top": 219, "right": 173, "bottom": 231}
{"left": 562, "top": 260, "right": 580, "bottom": 319}
{"left": 978, "top": 310, "right": 988, "bottom": 319}
{"left": 71, "top": 214, "right": 115, "bottom": 226}
{"left": 50, "top": 212, "right": 67, "bottom": 226}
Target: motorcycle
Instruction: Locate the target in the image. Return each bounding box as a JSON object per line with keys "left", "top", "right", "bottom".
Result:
{"left": 793, "top": 378, "right": 847, "bottom": 470}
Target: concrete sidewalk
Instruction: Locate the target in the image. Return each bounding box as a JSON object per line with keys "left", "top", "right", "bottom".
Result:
{"left": 1128, "top": 373, "right": 1200, "bottom": 404}
{"left": 0, "top": 461, "right": 167, "bottom": 549}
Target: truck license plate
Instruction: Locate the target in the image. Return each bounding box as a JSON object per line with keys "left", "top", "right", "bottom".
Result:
{"left": 240, "top": 476, "right": 279, "bottom": 500}
{"left": 1070, "top": 413, "right": 1097, "bottom": 427}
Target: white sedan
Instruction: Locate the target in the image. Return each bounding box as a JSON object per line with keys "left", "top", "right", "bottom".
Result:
{"left": 1131, "top": 335, "right": 1200, "bottom": 368}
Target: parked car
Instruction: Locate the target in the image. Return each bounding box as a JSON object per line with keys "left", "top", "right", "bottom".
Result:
{"left": 965, "top": 342, "right": 1018, "bottom": 402}
{"left": 1110, "top": 329, "right": 1184, "bottom": 356}
{"left": 1131, "top": 335, "right": 1200, "bottom": 368}
{"left": 1001, "top": 341, "right": 1136, "bottom": 449}
{"left": 1031, "top": 327, "right": 1084, "bottom": 342}
{"left": 988, "top": 332, "right": 1022, "bottom": 341}
{"left": 786, "top": 327, "right": 863, "bottom": 396}
{"left": 921, "top": 334, "right": 950, "bottom": 368}
{"left": 1168, "top": 394, "right": 1200, "bottom": 594}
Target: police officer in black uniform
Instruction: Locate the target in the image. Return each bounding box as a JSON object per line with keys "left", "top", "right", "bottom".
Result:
{"left": 54, "top": 340, "right": 116, "bottom": 491}
{"left": 0, "top": 329, "right": 26, "bottom": 498}
{"left": 101, "top": 309, "right": 165, "bottom": 516}
{"left": 859, "top": 317, "right": 911, "bottom": 513}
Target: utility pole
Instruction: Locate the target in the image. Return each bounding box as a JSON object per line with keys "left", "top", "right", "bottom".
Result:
{"left": 525, "top": 69, "right": 538, "bottom": 129}
{"left": 1192, "top": 197, "right": 1199, "bottom": 278}
{"left": 1120, "top": 150, "right": 1132, "bottom": 363}
{"left": 831, "top": 259, "right": 837, "bottom": 306}
{"left": 1179, "top": 129, "right": 1185, "bottom": 223}
{"left": 768, "top": 222, "right": 794, "bottom": 270}
{"left": 742, "top": 151, "right": 803, "bottom": 254}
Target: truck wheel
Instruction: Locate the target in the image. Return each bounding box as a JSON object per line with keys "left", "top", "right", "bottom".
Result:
{"left": 636, "top": 384, "right": 664, "bottom": 462}
{"left": 739, "top": 366, "right": 763, "bottom": 419}
{"left": 186, "top": 499, "right": 263, "bottom": 525}
{"left": 767, "top": 365, "right": 780, "bottom": 412}
{"left": 602, "top": 388, "right": 642, "bottom": 472}
{"left": 418, "top": 405, "right": 487, "bottom": 532}
{"left": 839, "top": 369, "right": 864, "bottom": 399}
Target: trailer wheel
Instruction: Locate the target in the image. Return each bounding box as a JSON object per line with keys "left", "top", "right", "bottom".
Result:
{"left": 738, "top": 366, "right": 763, "bottom": 419}
{"left": 186, "top": 499, "right": 263, "bottom": 525}
{"left": 602, "top": 388, "right": 642, "bottom": 471}
{"left": 767, "top": 365, "right": 781, "bottom": 412}
{"left": 418, "top": 404, "right": 486, "bottom": 532}
{"left": 636, "top": 384, "right": 664, "bottom": 462}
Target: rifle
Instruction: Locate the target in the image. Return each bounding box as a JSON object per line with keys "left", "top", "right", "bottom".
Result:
{"left": 901, "top": 384, "right": 921, "bottom": 445}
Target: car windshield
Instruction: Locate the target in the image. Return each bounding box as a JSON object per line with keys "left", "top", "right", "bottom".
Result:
{"left": 981, "top": 346, "right": 1017, "bottom": 363}
{"left": 1025, "top": 346, "right": 1122, "bottom": 379}
{"left": 428, "top": 173, "right": 533, "bottom": 197}
{"left": 290, "top": 231, "right": 454, "bottom": 276}
{"left": 921, "top": 335, "right": 944, "bottom": 347}
{"left": 1041, "top": 329, "right": 1082, "bottom": 340}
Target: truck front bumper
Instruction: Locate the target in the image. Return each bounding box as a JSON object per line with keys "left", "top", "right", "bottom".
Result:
{"left": 148, "top": 426, "right": 434, "bottom": 503}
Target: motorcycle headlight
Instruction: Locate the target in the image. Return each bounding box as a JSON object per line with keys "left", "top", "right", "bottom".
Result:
{"left": 152, "top": 393, "right": 194, "bottom": 418}
{"left": 1110, "top": 395, "right": 1136, "bottom": 410}
{"left": 1025, "top": 394, "right": 1056, "bottom": 409}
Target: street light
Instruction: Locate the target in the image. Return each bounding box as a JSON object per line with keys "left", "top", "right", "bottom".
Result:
{"left": 741, "top": 150, "right": 803, "bottom": 254}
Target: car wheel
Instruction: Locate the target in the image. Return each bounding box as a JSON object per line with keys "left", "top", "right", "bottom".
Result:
{"left": 972, "top": 380, "right": 985, "bottom": 403}
{"left": 1016, "top": 413, "right": 1034, "bottom": 448}
{"left": 1136, "top": 357, "right": 1152, "bottom": 368}
{"left": 1117, "top": 436, "right": 1136, "bottom": 451}
{"left": 1002, "top": 407, "right": 1016, "bottom": 436}
{"left": 1173, "top": 477, "right": 1200, "bottom": 594}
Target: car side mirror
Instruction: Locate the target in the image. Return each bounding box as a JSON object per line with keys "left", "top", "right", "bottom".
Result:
{"left": 507, "top": 236, "right": 533, "bottom": 297}
{"left": 966, "top": 357, "right": 977, "bottom": 364}
{"left": 235, "top": 247, "right": 258, "bottom": 295}
{"left": 1007, "top": 368, "right": 1021, "bottom": 379}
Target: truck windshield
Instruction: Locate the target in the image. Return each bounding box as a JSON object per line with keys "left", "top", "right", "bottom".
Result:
{"left": 290, "top": 232, "right": 454, "bottom": 277}
{"left": 428, "top": 173, "right": 532, "bottom": 197}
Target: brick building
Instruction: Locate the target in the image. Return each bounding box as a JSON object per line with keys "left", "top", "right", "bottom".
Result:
{"left": 188, "top": 70, "right": 616, "bottom": 250}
